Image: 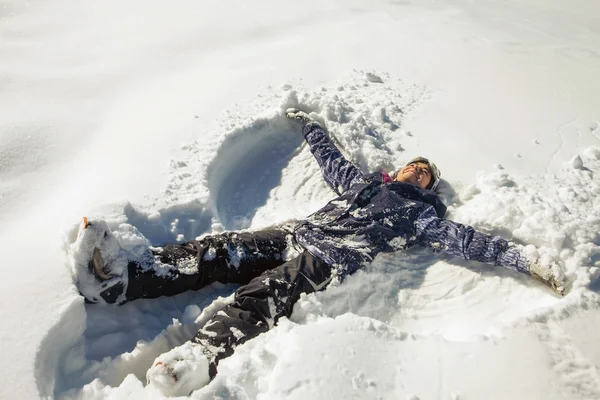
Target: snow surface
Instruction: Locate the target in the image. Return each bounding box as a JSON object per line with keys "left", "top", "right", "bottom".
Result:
{"left": 1, "top": 0, "right": 599, "bottom": 399}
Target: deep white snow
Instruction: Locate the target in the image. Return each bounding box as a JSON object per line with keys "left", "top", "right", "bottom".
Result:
{"left": 1, "top": 0, "right": 599, "bottom": 399}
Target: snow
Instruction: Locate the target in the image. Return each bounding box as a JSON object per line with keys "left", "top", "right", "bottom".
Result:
{"left": 1, "top": 0, "right": 599, "bottom": 399}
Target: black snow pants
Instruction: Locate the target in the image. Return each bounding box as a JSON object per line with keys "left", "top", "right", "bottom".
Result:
{"left": 125, "top": 228, "right": 292, "bottom": 301}
{"left": 193, "top": 250, "right": 332, "bottom": 376}
{"left": 123, "top": 228, "right": 333, "bottom": 376}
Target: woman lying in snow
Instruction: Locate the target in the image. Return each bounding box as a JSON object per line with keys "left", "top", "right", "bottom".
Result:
{"left": 70, "top": 108, "right": 565, "bottom": 396}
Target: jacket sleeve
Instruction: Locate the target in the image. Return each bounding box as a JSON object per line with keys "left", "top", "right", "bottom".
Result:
{"left": 415, "top": 207, "right": 529, "bottom": 273}
{"left": 303, "top": 122, "right": 364, "bottom": 194}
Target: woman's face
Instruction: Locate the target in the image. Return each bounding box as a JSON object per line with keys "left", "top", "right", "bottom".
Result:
{"left": 394, "top": 162, "right": 432, "bottom": 189}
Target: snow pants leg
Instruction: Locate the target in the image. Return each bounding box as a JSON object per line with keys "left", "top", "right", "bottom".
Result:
{"left": 123, "top": 229, "right": 291, "bottom": 302}
{"left": 191, "top": 250, "right": 333, "bottom": 377}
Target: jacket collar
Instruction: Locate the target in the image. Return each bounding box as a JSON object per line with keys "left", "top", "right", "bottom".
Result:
{"left": 369, "top": 172, "right": 447, "bottom": 218}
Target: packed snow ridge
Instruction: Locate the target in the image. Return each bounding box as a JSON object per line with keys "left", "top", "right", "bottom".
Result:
{"left": 38, "top": 72, "right": 600, "bottom": 399}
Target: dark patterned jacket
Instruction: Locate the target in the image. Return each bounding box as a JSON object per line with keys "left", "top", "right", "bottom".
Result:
{"left": 293, "top": 122, "right": 528, "bottom": 277}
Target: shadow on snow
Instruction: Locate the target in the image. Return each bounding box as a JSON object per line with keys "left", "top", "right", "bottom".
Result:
{"left": 206, "top": 117, "right": 303, "bottom": 231}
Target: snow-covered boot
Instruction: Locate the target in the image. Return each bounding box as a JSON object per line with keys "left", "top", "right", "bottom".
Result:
{"left": 67, "top": 217, "right": 129, "bottom": 304}
{"left": 146, "top": 342, "right": 211, "bottom": 397}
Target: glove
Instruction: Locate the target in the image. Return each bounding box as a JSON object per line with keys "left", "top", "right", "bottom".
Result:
{"left": 285, "top": 108, "right": 319, "bottom": 131}
{"left": 528, "top": 258, "right": 566, "bottom": 296}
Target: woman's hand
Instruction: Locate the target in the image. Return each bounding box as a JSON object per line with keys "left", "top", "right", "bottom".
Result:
{"left": 524, "top": 245, "right": 566, "bottom": 296}
{"left": 285, "top": 108, "right": 319, "bottom": 131}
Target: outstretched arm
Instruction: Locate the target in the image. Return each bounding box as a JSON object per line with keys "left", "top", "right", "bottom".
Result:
{"left": 303, "top": 122, "right": 364, "bottom": 194}
{"left": 287, "top": 109, "right": 363, "bottom": 194}
{"left": 415, "top": 206, "right": 565, "bottom": 295}
{"left": 415, "top": 207, "right": 528, "bottom": 272}
{"left": 416, "top": 199, "right": 566, "bottom": 296}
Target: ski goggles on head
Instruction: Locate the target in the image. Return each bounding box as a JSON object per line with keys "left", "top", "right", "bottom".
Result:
{"left": 405, "top": 156, "right": 441, "bottom": 191}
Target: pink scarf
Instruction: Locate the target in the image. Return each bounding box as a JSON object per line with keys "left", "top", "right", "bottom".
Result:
{"left": 381, "top": 171, "right": 393, "bottom": 184}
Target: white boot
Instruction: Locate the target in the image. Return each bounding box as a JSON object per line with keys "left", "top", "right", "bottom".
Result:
{"left": 147, "top": 342, "right": 211, "bottom": 397}
{"left": 67, "top": 217, "right": 129, "bottom": 304}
